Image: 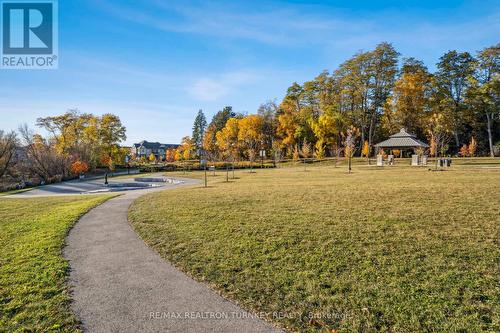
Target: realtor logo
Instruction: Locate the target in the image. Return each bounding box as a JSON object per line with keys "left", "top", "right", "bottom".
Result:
{"left": 1, "top": 0, "right": 58, "bottom": 69}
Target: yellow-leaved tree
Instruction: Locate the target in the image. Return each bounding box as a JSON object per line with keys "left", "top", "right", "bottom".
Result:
{"left": 202, "top": 124, "right": 219, "bottom": 162}
{"left": 178, "top": 137, "right": 192, "bottom": 160}
{"left": 216, "top": 118, "right": 240, "bottom": 162}
{"left": 177, "top": 136, "right": 193, "bottom": 172}
{"left": 310, "top": 110, "right": 342, "bottom": 158}
{"left": 174, "top": 150, "right": 182, "bottom": 163}
{"left": 468, "top": 137, "right": 477, "bottom": 157}
{"left": 216, "top": 118, "right": 240, "bottom": 179}
{"left": 361, "top": 140, "right": 370, "bottom": 164}
{"left": 382, "top": 70, "right": 430, "bottom": 138}
{"left": 237, "top": 115, "right": 264, "bottom": 172}
{"left": 314, "top": 139, "right": 325, "bottom": 160}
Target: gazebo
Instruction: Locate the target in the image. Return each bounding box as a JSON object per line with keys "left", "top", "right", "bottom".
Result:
{"left": 375, "top": 128, "right": 429, "bottom": 157}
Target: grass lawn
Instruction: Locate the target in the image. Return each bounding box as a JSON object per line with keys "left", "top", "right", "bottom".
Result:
{"left": 0, "top": 194, "right": 115, "bottom": 332}
{"left": 129, "top": 162, "right": 499, "bottom": 332}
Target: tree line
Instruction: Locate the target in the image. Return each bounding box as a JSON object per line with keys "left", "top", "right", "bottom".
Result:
{"left": 177, "top": 42, "right": 498, "bottom": 164}
{"left": 0, "top": 110, "right": 127, "bottom": 190}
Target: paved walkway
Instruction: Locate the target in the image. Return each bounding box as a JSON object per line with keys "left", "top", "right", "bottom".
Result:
{"left": 63, "top": 177, "right": 283, "bottom": 333}
{"left": 9, "top": 174, "right": 154, "bottom": 197}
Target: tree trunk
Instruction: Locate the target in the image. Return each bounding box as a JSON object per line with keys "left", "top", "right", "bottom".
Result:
{"left": 360, "top": 131, "right": 365, "bottom": 158}
{"left": 0, "top": 151, "right": 13, "bottom": 178}
{"left": 486, "top": 113, "right": 494, "bottom": 157}
{"left": 368, "top": 114, "right": 375, "bottom": 157}
{"left": 453, "top": 130, "right": 459, "bottom": 150}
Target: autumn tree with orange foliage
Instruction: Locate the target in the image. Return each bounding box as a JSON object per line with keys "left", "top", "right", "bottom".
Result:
{"left": 459, "top": 144, "right": 469, "bottom": 157}
{"left": 100, "top": 154, "right": 115, "bottom": 171}
{"left": 165, "top": 149, "right": 176, "bottom": 162}
{"left": 71, "top": 160, "right": 89, "bottom": 175}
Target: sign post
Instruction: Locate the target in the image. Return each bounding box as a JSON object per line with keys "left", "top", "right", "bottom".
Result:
{"left": 201, "top": 158, "right": 207, "bottom": 188}
{"left": 125, "top": 155, "right": 130, "bottom": 175}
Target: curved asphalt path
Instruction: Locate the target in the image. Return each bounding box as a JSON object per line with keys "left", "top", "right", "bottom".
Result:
{"left": 63, "top": 176, "right": 283, "bottom": 333}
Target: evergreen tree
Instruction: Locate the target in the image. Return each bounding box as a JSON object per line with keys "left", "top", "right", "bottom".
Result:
{"left": 209, "top": 106, "right": 236, "bottom": 132}
{"left": 192, "top": 109, "right": 207, "bottom": 155}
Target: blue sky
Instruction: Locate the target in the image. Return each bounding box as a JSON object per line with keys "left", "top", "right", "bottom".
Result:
{"left": 1, "top": 0, "right": 499, "bottom": 145}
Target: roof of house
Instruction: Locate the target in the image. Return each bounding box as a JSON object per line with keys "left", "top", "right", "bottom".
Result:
{"left": 134, "top": 141, "right": 179, "bottom": 149}
{"left": 375, "top": 128, "right": 429, "bottom": 148}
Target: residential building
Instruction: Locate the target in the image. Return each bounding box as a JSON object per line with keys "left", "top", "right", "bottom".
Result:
{"left": 132, "top": 141, "right": 179, "bottom": 160}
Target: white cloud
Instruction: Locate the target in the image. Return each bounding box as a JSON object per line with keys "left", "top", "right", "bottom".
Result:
{"left": 190, "top": 78, "right": 227, "bottom": 101}
{"left": 188, "top": 70, "right": 261, "bottom": 102}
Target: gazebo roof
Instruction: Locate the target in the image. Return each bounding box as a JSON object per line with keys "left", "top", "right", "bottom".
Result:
{"left": 375, "top": 128, "right": 429, "bottom": 148}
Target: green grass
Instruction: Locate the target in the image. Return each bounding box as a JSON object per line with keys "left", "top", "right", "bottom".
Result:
{"left": 130, "top": 163, "right": 500, "bottom": 332}
{"left": 0, "top": 195, "right": 115, "bottom": 332}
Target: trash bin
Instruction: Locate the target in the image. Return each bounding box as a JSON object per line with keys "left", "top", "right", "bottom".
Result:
{"left": 388, "top": 155, "right": 394, "bottom": 166}
{"left": 411, "top": 154, "right": 419, "bottom": 166}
